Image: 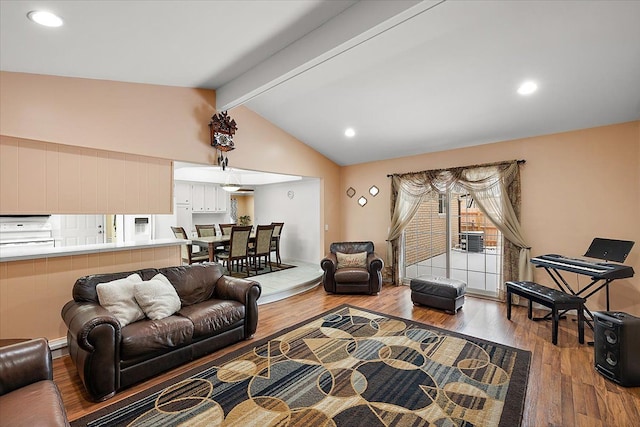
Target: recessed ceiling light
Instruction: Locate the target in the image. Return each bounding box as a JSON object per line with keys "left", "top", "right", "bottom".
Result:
{"left": 27, "top": 10, "right": 64, "bottom": 27}
{"left": 517, "top": 81, "right": 538, "bottom": 95}
{"left": 344, "top": 128, "right": 356, "bottom": 138}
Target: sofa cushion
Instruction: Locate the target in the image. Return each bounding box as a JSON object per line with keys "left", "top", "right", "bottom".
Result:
{"left": 178, "top": 299, "right": 245, "bottom": 338}
{"left": 134, "top": 274, "right": 181, "bottom": 320}
{"left": 336, "top": 251, "right": 367, "bottom": 269}
{"left": 334, "top": 268, "right": 370, "bottom": 283}
{"left": 120, "top": 315, "right": 194, "bottom": 360}
{"left": 159, "top": 264, "right": 222, "bottom": 307}
{"left": 96, "top": 274, "right": 145, "bottom": 327}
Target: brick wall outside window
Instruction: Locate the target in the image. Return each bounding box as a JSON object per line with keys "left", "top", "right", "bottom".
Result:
{"left": 403, "top": 193, "right": 508, "bottom": 265}
{"left": 405, "top": 194, "right": 461, "bottom": 265}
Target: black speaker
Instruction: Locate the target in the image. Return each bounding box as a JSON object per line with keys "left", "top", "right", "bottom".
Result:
{"left": 593, "top": 311, "right": 640, "bottom": 387}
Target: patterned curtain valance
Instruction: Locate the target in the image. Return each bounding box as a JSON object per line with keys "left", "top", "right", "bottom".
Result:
{"left": 387, "top": 160, "right": 530, "bottom": 295}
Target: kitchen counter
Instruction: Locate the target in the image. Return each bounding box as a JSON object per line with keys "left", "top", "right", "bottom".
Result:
{"left": 0, "top": 238, "right": 186, "bottom": 262}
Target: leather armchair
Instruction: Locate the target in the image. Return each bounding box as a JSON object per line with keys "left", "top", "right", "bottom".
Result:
{"left": 0, "top": 338, "right": 70, "bottom": 426}
{"left": 321, "top": 241, "right": 384, "bottom": 295}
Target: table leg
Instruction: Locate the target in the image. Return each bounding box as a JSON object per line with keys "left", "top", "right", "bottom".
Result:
{"left": 208, "top": 242, "right": 215, "bottom": 262}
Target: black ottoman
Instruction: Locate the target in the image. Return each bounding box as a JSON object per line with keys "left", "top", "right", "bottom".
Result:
{"left": 410, "top": 276, "right": 467, "bottom": 314}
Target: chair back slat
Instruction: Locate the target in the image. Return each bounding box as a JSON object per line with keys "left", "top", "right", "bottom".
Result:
{"left": 171, "top": 226, "right": 192, "bottom": 262}
{"left": 219, "top": 223, "right": 235, "bottom": 236}
{"left": 254, "top": 225, "right": 274, "bottom": 255}
{"left": 229, "top": 226, "right": 251, "bottom": 257}
{"left": 269, "top": 222, "right": 285, "bottom": 265}
{"left": 271, "top": 222, "right": 284, "bottom": 238}
{"left": 171, "top": 226, "right": 187, "bottom": 239}
{"left": 195, "top": 224, "right": 216, "bottom": 237}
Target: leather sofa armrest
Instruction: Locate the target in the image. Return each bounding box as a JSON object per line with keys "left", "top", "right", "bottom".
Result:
{"left": 62, "top": 301, "right": 121, "bottom": 352}
{"left": 0, "top": 338, "right": 52, "bottom": 395}
{"left": 320, "top": 253, "right": 338, "bottom": 293}
{"left": 367, "top": 252, "right": 384, "bottom": 272}
{"left": 367, "top": 252, "right": 384, "bottom": 294}
{"left": 215, "top": 276, "right": 262, "bottom": 338}
{"left": 320, "top": 253, "right": 337, "bottom": 272}
{"left": 61, "top": 300, "right": 121, "bottom": 401}
{"left": 215, "top": 276, "right": 261, "bottom": 305}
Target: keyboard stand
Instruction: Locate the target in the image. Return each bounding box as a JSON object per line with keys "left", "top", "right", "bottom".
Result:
{"left": 537, "top": 265, "right": 614, "bottom": 331}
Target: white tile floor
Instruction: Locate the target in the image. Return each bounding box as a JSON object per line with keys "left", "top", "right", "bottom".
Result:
{"left": 405, "top": 247, "right": 502, "bottom": 295}
{"left": 251, "top": 260, "right": 323, "bottom": 304}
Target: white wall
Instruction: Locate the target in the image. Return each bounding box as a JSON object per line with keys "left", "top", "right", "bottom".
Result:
{"left": 254, "top": 178, "right": 320, "bottom": 264}
{"left": 154, "top": 211, "right": 179, "bottom": 239}
{"left": 154, "top": 207, "right": 231, "bottom": 240}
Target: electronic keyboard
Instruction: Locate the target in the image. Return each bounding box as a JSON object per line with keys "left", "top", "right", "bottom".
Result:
{"left": 530, "top": 254, "right": 634, "bottom": 280}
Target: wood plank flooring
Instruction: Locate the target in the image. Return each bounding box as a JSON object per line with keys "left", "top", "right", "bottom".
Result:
{"left": 53, "top": 284, "right": 640, "bottom": 426}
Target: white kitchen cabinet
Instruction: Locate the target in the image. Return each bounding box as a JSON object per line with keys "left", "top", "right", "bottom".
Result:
{"left": 215, "top": 186, "right": 228, "bottom": 212}
{"left": 191, "top": 183, "right": 206, "bottom": 212}
{"left": 205, "top": 185, "right": 218, "bottom": 212}
{"left": 175, "top": 204, "right": 193, "bottom": 237}
{"left": 175, "top": 181, "right": 191, "bottom": 205}
{"left": 192, "top": 183, "right": 227, "bottom": 213}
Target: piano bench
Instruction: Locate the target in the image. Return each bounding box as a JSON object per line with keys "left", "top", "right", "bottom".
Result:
{"left": 506, "top": 281, "right": 586, "bottom": 345}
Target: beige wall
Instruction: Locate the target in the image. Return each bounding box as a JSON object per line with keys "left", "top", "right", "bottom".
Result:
{"left": 0, "top": 71, "right": 341, "bottom": 341}
{"left": 1, "top": 70, "right": 638, "bottom": 325}
{"left": 227, "top": 106, "right": 341, "bottom": 250}
{"left": 341, "top": 122, "right": 640, "bottom": 315}
{"left": 0, "top": 72, "right": 216, "bottom": 161}
{"left": 232, "top": 195, "right": 254, "bottom": 222}
{"left": 0, "top": 246, "right": 180, "bottom": 340}
{"left": 0, "top": 71, "right": 341, "bottom": 253}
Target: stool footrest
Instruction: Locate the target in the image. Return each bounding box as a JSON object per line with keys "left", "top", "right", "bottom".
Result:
{"left": 410, "top": 276, "right": 467, "bottom": 314}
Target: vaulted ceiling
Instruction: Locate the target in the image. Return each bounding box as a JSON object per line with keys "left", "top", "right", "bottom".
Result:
{"left": 2, "top": 1, "right": 639, "bottom": 166}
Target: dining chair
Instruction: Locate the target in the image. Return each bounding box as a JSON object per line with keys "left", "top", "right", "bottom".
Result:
{"left": 270, "top": 222, "right": 284, "bottom": 266}
{"left": 195, "top": 224, "right": 225, "bottom": 260}
{"left": 219, "top": 223, "right": 235, "bottom": 236}
{"left": 216, "top": 225, "right": 252, "bottom": 276}
{"left": 171, "top": 226, "right": 209, "bottom": 265}
{"left": 249, "top": 224, "right": 275, "bottom": 273}
{"left": 218, "top": 223, "right": 235, "bottom": 253}
{"left": 195, "top": 224, "right": 216, "bottom": 237}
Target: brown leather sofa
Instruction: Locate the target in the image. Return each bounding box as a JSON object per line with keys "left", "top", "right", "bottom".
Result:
{"left": 0, "top": 338, "right": 70, "bottom": 426}
{"left": 321, "top": 241, "right": 384, "bottom": 295}
{"left": 61, "top": 262, "right": 261, "bottom": 402}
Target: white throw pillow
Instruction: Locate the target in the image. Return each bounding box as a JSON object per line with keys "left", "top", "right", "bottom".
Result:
{"left": 96, "top": 273, "right": 145, "bottom": 327}
{"left": 134, "top": 273, "right": 181, "bottom": 321}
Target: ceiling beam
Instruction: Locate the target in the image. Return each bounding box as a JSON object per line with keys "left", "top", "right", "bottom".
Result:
{"left": 216, "top": 0, "right": 445, "bottom": 111}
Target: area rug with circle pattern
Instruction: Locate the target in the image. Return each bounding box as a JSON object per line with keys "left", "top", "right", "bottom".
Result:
{"left": 72, "top": 304, "right": 531, "bottom": 427}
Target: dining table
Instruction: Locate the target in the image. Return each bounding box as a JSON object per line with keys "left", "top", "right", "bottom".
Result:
{"left": 191, "top": 234, "right": 255, "bottom": 262}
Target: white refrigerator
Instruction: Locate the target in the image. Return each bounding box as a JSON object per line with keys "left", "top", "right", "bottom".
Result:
{"left": 119, "top": 215, "right": 154, "bottom": 242}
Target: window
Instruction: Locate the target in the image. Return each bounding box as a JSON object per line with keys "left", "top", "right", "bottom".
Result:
{"left": 403, "top": 190, "right": 503, "bottom": 297}
{"left": 438, "top": 193, "right": 446, "bottom": 215}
